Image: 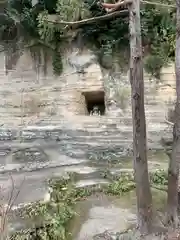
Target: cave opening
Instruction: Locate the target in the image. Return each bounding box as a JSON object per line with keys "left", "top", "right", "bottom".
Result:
{"left": 83, "top": 91, "right": 105, "bottom": 115}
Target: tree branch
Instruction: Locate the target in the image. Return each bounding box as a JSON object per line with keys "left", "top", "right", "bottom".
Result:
{"left": 46, "top": 0, "right": 175, "bottom": 29}
{"left": 47, "top": 0, "right": 131, "bottom": 28}
{"left": 101, "top": 0, "right": 131, "bottom": 11}
{"left": 101, "top": 0, "right": 176, "bottom": 9}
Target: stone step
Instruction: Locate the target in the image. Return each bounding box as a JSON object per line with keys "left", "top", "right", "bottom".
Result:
{"left": 78, "top": 124, "right": 168, "bottom": 134}
{"left": 0, "top": 138, "right": 130, "bottom": 150}
{"left": 75, "top": 179, "right": 110, "bottom": 188}
{"left": 73, "top": 135, "right": 128, "bottom": 139}
{"left": 0, "top": 162, "right": 110, "bottom": 205}
{"left": 2, "top": 157, "right": 167, "bottom": 206}
{"left": 110, "top": 161, "right": 168, "bottom": 178}
{"left": 76, "top": 113, "right": 165, "bottom": 121}
{"left": 69, "top": 133, "right": 165, "bottom": 141}
{"left": 37, "top": 116, "right": 168, "bottom": 131}
{"left": 0, "top": 157, "right": 89, "bottom": 174}
{"left": 0, "top": 168, "right": 67, "bottom": 205}
{"left": 81, "top": 122, "right": 166, "bottom": 130}
{"left": 64, "top": 137, "right": 162, "bottom": 150}
{"left": 59, "top": 140, "right": 163, "bottom": 151}
{"left": 69, "top": 137, "right": 133, "bottom": 145}
{"left": 81, "top": 120, "right": 164, "bottom": 128}
{"left": 0, "top": 162, "right": 103, "bottom": 204}
{"left": 0, "top": 106, "right": 166, "bottom": 122}
{"left": 0, "top": 141, "right": 169, "bottom": 207}
{"left": 62, "top": 139, "right": 133, "bottom": 147}
{"left": 126, "top": 108, "right": 166, "bottom": 116}
{"left": 0, "top": 119, "right": 152, "bottom": 130}
{"left": 0, "top": 122, "right": 169, "bottom": 142}
{"left": 0, "top": 138, "right": 164, "bottom": 162}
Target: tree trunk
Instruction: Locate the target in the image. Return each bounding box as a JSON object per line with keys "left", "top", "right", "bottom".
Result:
{"left": 129, "top": 0, "right": 153, "bottom": 234}
{"left": 166, "top": 0, "right": 180, "bottom": 227}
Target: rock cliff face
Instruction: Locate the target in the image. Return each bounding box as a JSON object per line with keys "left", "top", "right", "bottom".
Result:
{"left": 0, "top": 46, "right": 175, "bottom": 138}
{"left": 0, "top": 45, "right": 175, "bottom": 205}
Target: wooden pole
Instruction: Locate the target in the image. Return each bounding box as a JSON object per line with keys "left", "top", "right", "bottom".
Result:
{"left": 129, "top": 0, "right": 153, "bottom": 234}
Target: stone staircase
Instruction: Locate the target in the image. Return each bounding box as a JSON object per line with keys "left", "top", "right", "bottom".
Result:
{"left": 0, "top": 115, "right": 169, "bottom": 149}
{"left": 0, "top": 70, "right": 174, "bottom": 210}
{"left": 0, "top": 108, "right": 171, "bottom": 205}
{"left": 0, "top": 76, "right": 172, "bottom": 183}
{"left": 1, "top": 147, "right": 169, "bottom": 207}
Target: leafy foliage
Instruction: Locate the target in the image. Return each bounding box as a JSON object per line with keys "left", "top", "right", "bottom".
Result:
{"left": 150, "top": 169, "right": 168, "bottom": 186}
{"left": 142, "top": 3, "right": 175, "bottom": 77}
{"left": 82, "top": 0, "right": 175, "bottom": 76}
{"left": 38, "top": 11, "right": 56, "bottom": 42}
{"left": 56, "top": 0, "right": 90, "bottom": 21}
{"left": 0, "top": 0, "right": 64, "bottom": 75}
{"left": 10, "top": 169, "right": 168, "bottom": 239}
{"left": 0, "top": 0, "right": 175, "bottom": 76}
{"left": 11, "top": 176, "right": 77, "bottom": 240}
{"left": 106, "top": 173, "right": 136, "bottom": 195}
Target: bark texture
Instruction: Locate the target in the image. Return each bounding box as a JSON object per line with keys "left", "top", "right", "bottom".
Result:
{"left": 129, "top": 0, "right": 153, "bottom": 234}
{"left": 167, "top": 0, "right": 180, "bottom": 227}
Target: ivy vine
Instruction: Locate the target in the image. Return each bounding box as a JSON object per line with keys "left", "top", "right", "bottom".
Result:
{"left": 52, "top": 32, "right": 63, "bottom": 75}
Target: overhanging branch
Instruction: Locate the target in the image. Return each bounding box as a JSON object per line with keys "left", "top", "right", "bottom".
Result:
{"left": 47, "top": 9, "right": 129, "bottom": 28}
{"left": 47, "top": 0, "right": 131, "bottom": 28}
{"left": 101, "top": 0, "right": 132, "bottom": 11}
{"left": 46, "top": 0, "right": 175, "bottom": 29}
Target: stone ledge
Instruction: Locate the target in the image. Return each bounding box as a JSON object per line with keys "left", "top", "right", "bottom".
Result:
{"left": 0, "top": 126, "right": 169, "bottom": 140}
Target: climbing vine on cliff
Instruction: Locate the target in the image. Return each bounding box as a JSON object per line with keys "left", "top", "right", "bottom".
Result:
{"left": 52, "top": 31, "right": 63, "bottom": 75}
{"left": 0, "top": 0, "right": 175, "bottom": 77}
{"left": 0, "top": 0, "right": 64, "bottom": 75}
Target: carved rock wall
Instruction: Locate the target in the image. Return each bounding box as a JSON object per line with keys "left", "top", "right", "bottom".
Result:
{"left": 0, "top": 48, "right": 104, "bottom": 126}
{"left": 0, "top": 46, "right": 175, "bottom": 207}
{"left": 0, "top": 48, "right": 176, "bottom": 127}
{"left": 0, "top": 47, "right": 176, "bottom": 146}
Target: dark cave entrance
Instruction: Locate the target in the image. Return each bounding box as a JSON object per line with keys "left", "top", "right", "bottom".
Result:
{"left": 83, "top": 91, "right": 105, "bottom": 115}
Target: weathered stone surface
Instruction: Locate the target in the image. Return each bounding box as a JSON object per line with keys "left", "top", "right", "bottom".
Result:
{"left": 12, "top": 147, "right": 48, "bottom": 163}
{"left": 93, "top": 230, "right": 168, "bottom": 240}
{"left": 0, "top": 47, "right": 176, "bottom": 132}
{"left": 0, "top": 45, "right": 175, "bottom": 213}
{"left": 0, "top": 147, "right": 11, "bottom": 156}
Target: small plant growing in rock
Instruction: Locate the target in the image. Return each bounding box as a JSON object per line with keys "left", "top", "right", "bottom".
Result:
{"left": 10, "top": 170, "right": 170, "bottom": 240}
{"left": 105, "top": 173, "right": 135, "bottom": 195}
{"left": 150, "top": 169, "right": 168, "bottom": 186}
{"left": 11, "top": 177, "right": 76, "bottom": 240}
